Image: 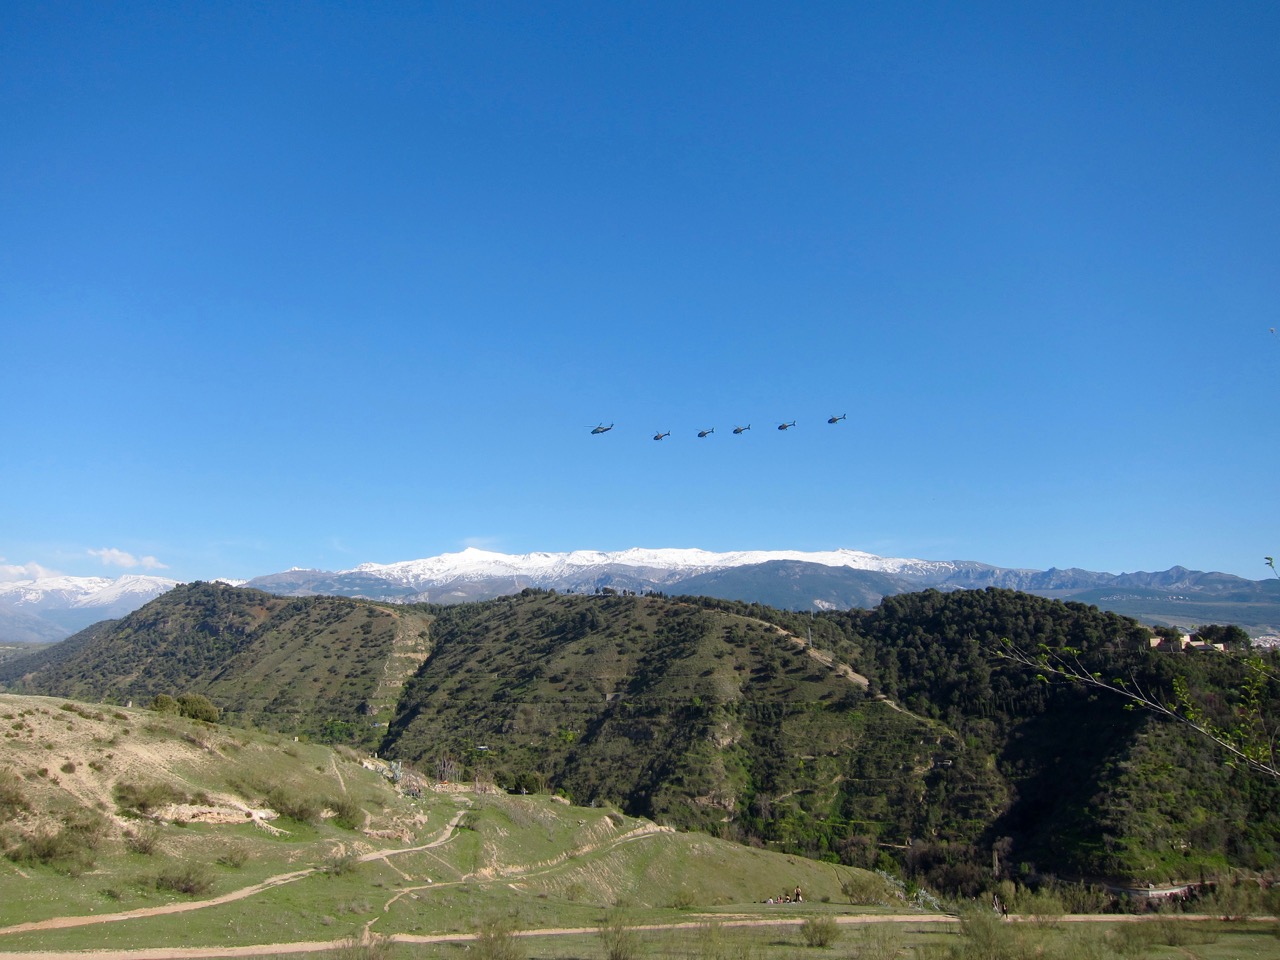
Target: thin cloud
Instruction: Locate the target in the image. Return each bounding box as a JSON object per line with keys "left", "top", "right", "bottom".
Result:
{"left": 88, "top": 547, "right": 169, "bottom": 571}
{"left": 0, "top": 560, "right": 60, "bottom": 582}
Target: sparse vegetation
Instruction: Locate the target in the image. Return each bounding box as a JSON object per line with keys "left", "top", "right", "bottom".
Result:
{"left": 215, "top": 841, "right": 250, "bottom": 868}
{"left": 473, "top": 913, "right": 525, "bottom": 960}
{"left": 599, "top": 909, "right": 641, "bottom": 960}
{"left": 2, "top": 808, "right": 107, "bottom": 875}
{"left": 841, "top": 870, "right": 891, "bottom": 905}
{"left": 321, "top": 850, "right": 360, "bottom": 876}
{"left": 328, "top": 794, "right": 363, "bottom": 830}
{"left": 124, "top": 824, "right": 161, "bottom": 855}
{"left": 331, "top": 934, "right": 393, "bottom": 960}
{"left": 266, "top": 785, "right": 323, "bottom": 824}
{"left": 0, "top": 767, "right": 29, "bottom": 818}
{"left": 114, "top": 778, "right": 188, "bottom": 816}
{"left": 154, "top": 860, "right": 214, "bottom": 895}
{"left": 848, "top": 923, "right": 904, "bottom": 960}
{"left": 800, "top": 914, "right": 840, "bottom": 948}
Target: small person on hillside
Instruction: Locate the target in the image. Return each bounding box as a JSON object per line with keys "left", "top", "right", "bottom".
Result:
{"left": 794, "top": 886, "right": 803, "bottom": 902}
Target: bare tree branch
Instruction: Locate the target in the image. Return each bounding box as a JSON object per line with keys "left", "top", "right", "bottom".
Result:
{"left": 995, "top": 639, "right": 1280, "bottom": 781}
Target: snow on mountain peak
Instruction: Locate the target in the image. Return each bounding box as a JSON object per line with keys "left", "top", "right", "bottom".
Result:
{"left": 0, "top": 574, "right": 178, "bottom": 610}
{"left": 345, "top": 547, "right": 954, "bottom": 589}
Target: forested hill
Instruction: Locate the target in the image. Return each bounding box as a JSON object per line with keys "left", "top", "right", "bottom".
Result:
{"left": 825, "top": 589, "right": 1280, "bottom": 886}
{"left": 3, "top": 582, "right": 1276, "bottom": 890}
{"left": 379, "top": 588, "right": 1279, "bottom": 887}
{"left": 0, "top": 582, "right": 435, "bottom": 744}
{"left": 379, "top": 589, "right": 1000, "bottom": 861}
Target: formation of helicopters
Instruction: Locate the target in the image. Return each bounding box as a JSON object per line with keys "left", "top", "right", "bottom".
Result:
{"left": 588, "top": 416, "right": 847, "bottom": 439}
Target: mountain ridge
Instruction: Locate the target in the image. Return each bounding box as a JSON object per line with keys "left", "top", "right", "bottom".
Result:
{"left": 4, "top": 548, "right": 1278, "bottom": 643}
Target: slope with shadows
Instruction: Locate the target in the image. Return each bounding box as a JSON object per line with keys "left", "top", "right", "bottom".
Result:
{"left": 5, "top": 583, "right": 1278, "bottom": 893}
{"left": 0, "top": 582, "right": 435, "bottom": 745}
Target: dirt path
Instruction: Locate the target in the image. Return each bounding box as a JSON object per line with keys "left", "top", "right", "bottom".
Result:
{"left": 741, "top": 617, "right": 870, "bottom": 688}
{"left": 0, "top": 910, "right": 1259, "bottom": 960}
{"left": 327, "top": 754, "right": 346, "bottom": 796}
{"left": 0, "top": 914, "right": 962, "bottom": 960}
{"left": 0, "top": 808, "right": 472, "bottom": 940}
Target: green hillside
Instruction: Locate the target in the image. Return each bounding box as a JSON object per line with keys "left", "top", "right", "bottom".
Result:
{"left": 381, "top": 590, "right": 1004, "bottom": 865}
{"left": 0, "top": 583, "right": 434, "bottom": 745}
{"left": 0, "top": 693, "right": 898, "bottom": 956}
{"left": 822, "top": 588, "right": 1280, "bottom": 885}
{"left": 5, "top": 582, "right": 1278, "bottom": 896}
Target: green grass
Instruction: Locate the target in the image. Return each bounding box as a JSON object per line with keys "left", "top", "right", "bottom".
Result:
{"left": 4, "top": 692, "right": 1278, "bottom": 960}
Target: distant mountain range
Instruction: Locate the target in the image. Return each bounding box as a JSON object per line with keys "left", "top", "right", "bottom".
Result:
{"left": 0, "top": 574, "right": 178, "bottom": 643}
{"left": 3, "top": 547, "right": 1278, "bottom": 643}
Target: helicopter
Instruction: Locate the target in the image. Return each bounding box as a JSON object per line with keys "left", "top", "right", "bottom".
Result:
{"left": 732, "top": 424, "right": 751, "bottom": 434}
{"left": 589, "top": 423, "right": 614, "bottom": 435}
{"left": 777, "top": 421, "right": 796, "bottom": 431}
{"left": 697, "top": 428, "right": 715, "bottom": 438}
{"left": 827, "top": 414, "right": 846, "bottom": 424}
{"left": 653, "top": 430, "right": 671, "bottom": 441}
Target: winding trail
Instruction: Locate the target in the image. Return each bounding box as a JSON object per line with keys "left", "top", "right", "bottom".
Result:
{"left": 0, "top": 802, "right": 1249, "bottom": 960}
{"left": 0, "top": 808, "right": 471, "bottom": 940}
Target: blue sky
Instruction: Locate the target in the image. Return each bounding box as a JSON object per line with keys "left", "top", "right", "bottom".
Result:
{"left": 2, "top": 1, "right": 1277, "bottom": 583}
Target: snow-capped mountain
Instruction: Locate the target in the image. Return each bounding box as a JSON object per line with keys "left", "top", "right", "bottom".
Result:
{"left": 241, "top": 547, "right": 1280, "bottom": 634}
{"left": 244, "top": 546, "right": 974, "bottom": 602}
{"left": 0, "top": 574, "right": 178, "bottom": 642}
{"left": 351, "top": 546, "right": 962, "bottom": 585}
{"left": 4, "top": 549, "right": 1277, "bottom": 646}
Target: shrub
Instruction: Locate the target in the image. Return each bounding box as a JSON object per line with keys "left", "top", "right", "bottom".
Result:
{"left": 328, "top": 795, "right": 363, "bottom": 830}
{"left": 1021, "top": 887, "right": 1066, "bottom": 926}
{"left": 267, "top": 786, "right": 322, "bottom": 824}
{"left": 599, "top": 909, "right": 640, "bottom": 960}
{"left": 175, "top": 693, "right": 220, "bottom": 723}
{"left": 0, "top": 769, "right": 29, "bottom": 818}
{"left": 1204, "top": 879, "right": 1259, "bottom": 920}
{"left": 150, "top": 694, "right": 180, "bottom": 715}
{"left": 1057, "top": 881, "right": 1110, "bottom": 914}
{"left": 322, "top": 851, "right": 360, "bottom": 876}
{"left": 216, "top": 842, "right": 250, "bottom": 868}
{"left": 800, "top": 915, "right": 840, "bottom": 948}
{"left": 155, "top": 861, "right": 214, "bottom": 896}
{"left": 124, "top": 825, "right": 161, "bottom": 855}
{"left": 114, "top": 779, "right": 187, "bottom": 816}
{"left": 5, "top": 810, "right": 107, "bottom": 875}
{"left": 669, "top": 887, "right": 697, "bottom": 909}
{"left": 473, "top": 914, "right": 524, "bottom": 960}
{"left": 842, "top": 870, "right": 891, "bottom": 905}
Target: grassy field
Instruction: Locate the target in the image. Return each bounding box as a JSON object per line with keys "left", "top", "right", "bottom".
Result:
{"left": 239, "top": 916, "right": 1280, "bottom": 960}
